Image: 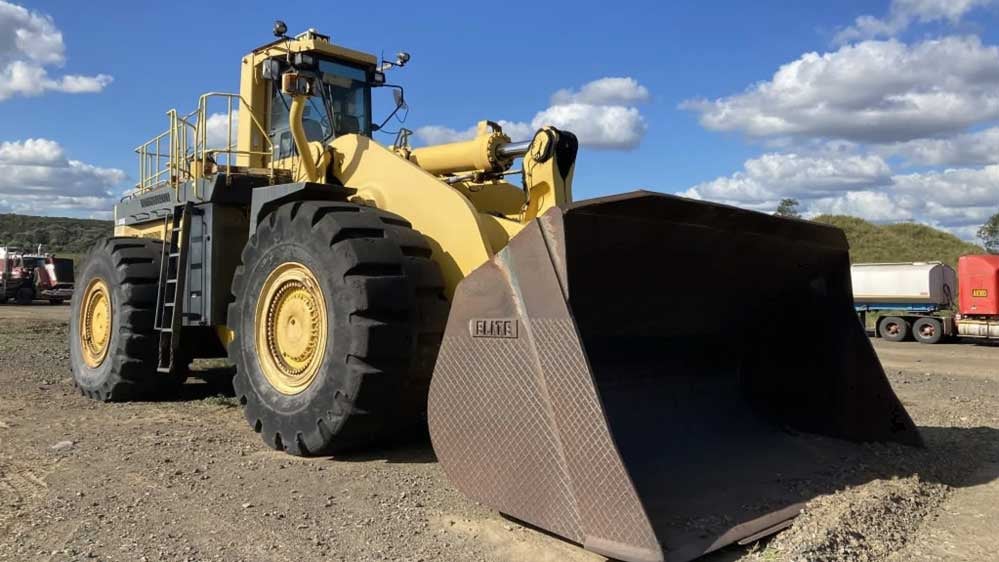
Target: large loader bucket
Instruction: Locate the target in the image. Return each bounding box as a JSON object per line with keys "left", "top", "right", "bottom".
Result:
{"left": 428, "top": 192, "right": 920, "bottom": 562}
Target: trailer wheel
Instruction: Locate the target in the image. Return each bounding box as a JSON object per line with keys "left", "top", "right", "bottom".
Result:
{"left": 878, "top": 316, "right": 909, "bottom": 342}
{"left": 912, "top": 317, "right": 943, "bottom": 344}
{"left": 15, "top": 287, "right": 33, "bottom": 304}
{"left": 69, "top": 237, "right": 185, "bottom": 401}
{"left": 228, "top": 201, "right": 447, "bottom": 456}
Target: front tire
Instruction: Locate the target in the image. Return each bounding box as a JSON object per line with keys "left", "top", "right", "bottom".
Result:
{"left": 228, "top": 201, "right": 447, "bottom": 456}
{"left": 69, "top": 237, "right": 180, "bottom": 401}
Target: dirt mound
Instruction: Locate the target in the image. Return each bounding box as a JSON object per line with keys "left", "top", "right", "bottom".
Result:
{"left": 756, "top": 476, "right": 948, "bottom": 561}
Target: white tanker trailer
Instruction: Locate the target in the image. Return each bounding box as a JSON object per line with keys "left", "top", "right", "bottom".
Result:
{"left": 852, "top": 258, "right": 999, "bottom": 344}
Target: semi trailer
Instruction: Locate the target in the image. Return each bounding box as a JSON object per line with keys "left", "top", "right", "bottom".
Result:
{"left": 854, "top": 255, "right": 999, "bottom": 344}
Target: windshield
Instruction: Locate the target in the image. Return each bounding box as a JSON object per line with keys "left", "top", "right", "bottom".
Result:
{"left": 316, "top": 60, "right": 370, "bottom": 138}
{"left": 270, "top": 58, "right": 371, "bottom": 160}
{"left": 20, "top": 257, "right": 43, "bottom": 270}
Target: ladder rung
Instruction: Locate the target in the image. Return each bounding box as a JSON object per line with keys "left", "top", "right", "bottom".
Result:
{"left": 166, "top": 279, "right": 177, "bottom": 284}
{"left": 159, "top": 328, "right": 172, "bottom": 333}
{"left": 164, "top": 302, "right": 175, "bottom": 307}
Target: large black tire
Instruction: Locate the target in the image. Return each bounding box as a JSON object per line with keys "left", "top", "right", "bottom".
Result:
{"left": 878, "top": 316, "right": 910, "bottom": 342}
{"left": 912, "top": 317, "right": 944, "bottom": 344}
{"left": 70, "top": 237, "right": 185, "bottom": 401}
{"left": 15, "top": 287, "right": 33, "bottom": 305}
{"left": 228, "top": 201, "right": 447, "bottom": 456}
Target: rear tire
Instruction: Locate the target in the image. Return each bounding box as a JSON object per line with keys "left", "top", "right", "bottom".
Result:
{"left": 228, "top": 201, "right": 447, "bottom": 456}
{"left": 912, "top": 317, "right": 943, "bottom": 344}
{"left": 879, "top": 316, "right": 909, "bottom": 342}
{"left": 15, "top": 287, "right": 33, "bottom": 304}
{"left": 69, "top": 237, "right": 184, "bottom": 401}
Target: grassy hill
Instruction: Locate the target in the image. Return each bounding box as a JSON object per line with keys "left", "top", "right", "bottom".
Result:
{"left": 813, "top": 215, "right": 984, "bottom": 268}
{"left": 0, "top": 214, "right": 112, "bottom": 255}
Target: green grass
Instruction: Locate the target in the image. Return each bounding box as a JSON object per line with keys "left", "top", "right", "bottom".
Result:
{"left": 813, "top": 215, "right": 984, "bottom": 268}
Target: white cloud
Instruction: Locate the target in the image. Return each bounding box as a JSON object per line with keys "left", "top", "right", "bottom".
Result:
{"left": 533, "top": 104, "right": 645, "bottom": 149}
{"left": 0, "top": 138, "right": 125, "bottom": 216}
{"left": 681, "top": 36, "right": 999, "bottom": 143}
{"left": 682, "top": 153, "right": 999, "bottom": 240}
{"left": 879, "top": 126, "right": 999, "bottom": 166}
{"left": 0, "top": 137, "right": 63, "bottom": 164}
{"left": 204, "top": 111, "right": 238, "bottom": 149}
{"left": 0, "top": 1, "right": 112, "bottom": 101}
{"left": 682, "top": 152, "right": 892, "bottom": 204}
{"left": 415, "top": 77, "right": 649, "bottom": 150}
{"left": 550, "top": 77, "right": 650, "bottom": 106}
{"left": 834, "top": 0, "right": 996, "bottom": 44}
{"left": 808, "top": 191, "right": 913, "bottom": 222}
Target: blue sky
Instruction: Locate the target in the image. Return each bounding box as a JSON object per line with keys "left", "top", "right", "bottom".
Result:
{"left": 2, "top": 0, "right": 999, "bottom": 240}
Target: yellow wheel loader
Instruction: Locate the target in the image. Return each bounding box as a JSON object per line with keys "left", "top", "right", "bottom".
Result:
{"left": 70, "top": 23, "right": 921, "bottom": 562}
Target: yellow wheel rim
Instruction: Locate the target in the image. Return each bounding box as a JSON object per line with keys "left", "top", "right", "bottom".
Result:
{"left": 255, "top": 262, "right": 328, "bottom": 395}
{"left": 80, "top": 278, "right": 112, "bottom": 368}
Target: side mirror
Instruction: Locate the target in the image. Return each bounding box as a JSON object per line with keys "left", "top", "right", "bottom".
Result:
{"left": 393, "top": 88, "right": 407, "bottom": 110}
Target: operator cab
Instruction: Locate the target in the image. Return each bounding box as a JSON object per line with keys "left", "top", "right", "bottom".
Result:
{"left": 268, "top": 55, "right": 373, "bottom": 160}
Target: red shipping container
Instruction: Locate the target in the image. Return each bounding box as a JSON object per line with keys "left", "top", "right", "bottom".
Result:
{"left": 958, "top": 254, "right": 999, "bottom": 316}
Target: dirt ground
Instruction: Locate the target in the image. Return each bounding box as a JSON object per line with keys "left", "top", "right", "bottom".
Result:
{"left": 0, "top": 305, "right": 997, "bottom": 562}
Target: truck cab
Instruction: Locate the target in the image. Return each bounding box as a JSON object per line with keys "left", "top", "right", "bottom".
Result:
{"left": 0, "top": 246, "right": 74, "bottom": 304}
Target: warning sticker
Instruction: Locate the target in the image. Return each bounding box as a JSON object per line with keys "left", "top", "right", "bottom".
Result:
{"left": 972, "top": 289, "right": 989, "bottom": 298}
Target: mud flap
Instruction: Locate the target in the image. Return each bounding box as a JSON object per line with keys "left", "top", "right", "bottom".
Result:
{"left": 428, "top": 191, "right": 921, "bottom": 562}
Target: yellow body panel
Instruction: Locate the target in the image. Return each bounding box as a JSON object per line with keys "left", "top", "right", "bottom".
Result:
{"left": 114, "top": 220, "right": 167, "bottom": 240}
{"left": 330, "top": 134, "right": 503, "bottom": 295}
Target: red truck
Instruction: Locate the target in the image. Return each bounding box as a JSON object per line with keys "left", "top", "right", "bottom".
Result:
{"left": 954, "top": 254, "right": 999, "bottom": 339}
{"left": 855, "top": 254, "right": 999, "bottom": 343}
{"left": 0, "top": 246, "right": 75, "bottom": 304}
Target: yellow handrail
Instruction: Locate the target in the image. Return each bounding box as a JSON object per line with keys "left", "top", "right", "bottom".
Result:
{"left": 131, "top": 92, "right": 275, "bottom": 199}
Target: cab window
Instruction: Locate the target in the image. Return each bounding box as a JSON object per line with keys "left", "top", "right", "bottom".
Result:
{"left": 269, "top": 58, "right": 372, "bottom": 160}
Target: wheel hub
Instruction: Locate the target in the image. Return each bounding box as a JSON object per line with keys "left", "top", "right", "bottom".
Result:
{"left": 255, "top": 262, "right": 327, "bottom": 395}
{"left": 80, "top": 278, "right": 112, "bottom": 368}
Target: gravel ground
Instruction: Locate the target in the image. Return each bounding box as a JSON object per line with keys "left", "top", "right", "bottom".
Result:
{"left": 1, "top": 306, "right": 997, "bottom": 562}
